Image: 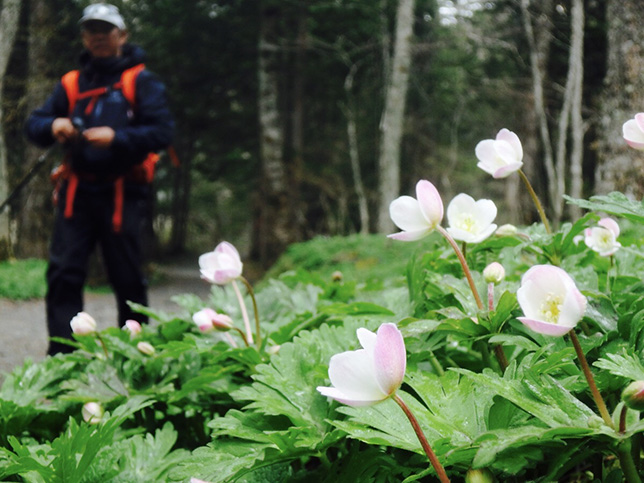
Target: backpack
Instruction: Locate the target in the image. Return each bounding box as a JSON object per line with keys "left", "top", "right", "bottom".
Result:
{"left": 54, "top": 63, "right": 178, "bottom": 232}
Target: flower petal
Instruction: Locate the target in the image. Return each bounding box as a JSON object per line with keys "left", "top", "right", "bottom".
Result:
{"left": 518, "top": 317, "right": 575, "bottom": 336}
{"left": 372, "top": 323, "right": 406, "bottom": 396}
{"left": 327, "top": 350, "right": 386, "bottom": 402}
{"left": 496, "top": 128, "right": 523, "bottom": 161}
{"left": 389, "top": 196, "right": 430, "bottom": 233}
{"left": 316, "top": 386, "right": 383, "bottom": 407}
{"left": 416, "top": 180, "right": 443, "bottom": 227}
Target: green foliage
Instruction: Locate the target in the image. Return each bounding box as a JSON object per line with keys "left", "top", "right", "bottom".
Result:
{"left": 3, "top": 195, "right": 644, "bottom": 481}
{"left": 0, "top": 258, "right": 46, "bottom": 299}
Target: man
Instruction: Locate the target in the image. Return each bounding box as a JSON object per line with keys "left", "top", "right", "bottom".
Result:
{"left": 25, "top": 3, "right": 174, "bottom": 354}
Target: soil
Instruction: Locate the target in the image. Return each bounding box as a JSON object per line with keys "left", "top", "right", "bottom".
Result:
{"left": 0, "top": 262, "right": 212, "bottom": 379}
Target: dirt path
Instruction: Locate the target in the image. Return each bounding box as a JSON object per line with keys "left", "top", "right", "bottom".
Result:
{"left": 0, "top": 263, "right": 212, "bottom": 378}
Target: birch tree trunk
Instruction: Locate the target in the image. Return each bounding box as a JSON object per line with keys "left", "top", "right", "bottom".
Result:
{"left": 567, "top": 0, "right": 585, "bottom": 219}
{"left": 0, "top": 0, "right": 23, "bottom": 259}
{"left": 376, "top": 0, "right": 415, "bottom": 234}
{"left": 521, "top": 0, "right": 585, "bottom": 225}
{"left": 595, "top": 0, "right": 644, "bottom": 197}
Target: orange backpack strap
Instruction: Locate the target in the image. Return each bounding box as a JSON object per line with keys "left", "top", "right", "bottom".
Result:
{"left": 61, "top": 70, "right": 81, "bottom": 115}
{"left": 119, "top": 63, "right": 146, "bottom": 107}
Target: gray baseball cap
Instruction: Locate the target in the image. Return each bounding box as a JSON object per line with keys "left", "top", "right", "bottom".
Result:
{"left": 79, "top": 3, "right": 126, "bottom": 30}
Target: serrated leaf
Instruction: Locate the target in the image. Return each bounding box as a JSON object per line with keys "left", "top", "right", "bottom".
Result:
{"left": 564, "top": 192, "right": 644, "bottom": 223}
{"left": 594, "top": 351, "right": 644, "bottom": 381}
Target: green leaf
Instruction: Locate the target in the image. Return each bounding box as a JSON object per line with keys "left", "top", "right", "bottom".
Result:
{"left": 594, "top": 350, "right": 644, "bottom": 381}
{"left": 564, "top": 192, "right": 644, "bottom": 223}
{"left": 455, "top": 364, "right": 604, "bottom": 430}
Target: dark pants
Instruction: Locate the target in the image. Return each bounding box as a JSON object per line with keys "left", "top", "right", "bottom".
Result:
{"left": 46, "top": 181, "right": 149, "bottom": 354}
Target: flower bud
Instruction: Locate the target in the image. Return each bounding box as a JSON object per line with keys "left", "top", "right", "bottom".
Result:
{"left": 211, "top": 313, "right": 234, "bottom": 332}
{"left": 82, "top": 402, "right": 104, "bottom": 424}
{"left": 70, "top": 312, "right": 97, "bottom": 335}
{"left": 193, "top": 308, "right": 233, "bottom": 332}
{"left": 622, "top": 381, "right": 644, "bottom": 411}
{"left": 123, "top": 319, "right": 142, "bottom": 337}
{"left": 495, "top": 224, "right": 518, "bottom": 236}
{"left": 465, "top": 468, "right": 495, "bottom": 483}
{"left": 331, "top": 271, "right": 343, "bottom": 282}
{"left": 483, "top": 262, "right": 505, "bottom": 285}
{"left": 137, "top": 341, "right": 155, "bottom": 356}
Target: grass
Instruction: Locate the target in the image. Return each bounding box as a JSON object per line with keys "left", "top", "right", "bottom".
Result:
{"left": 263, "top": 233, "right": 428, "bottom": 285}
{"left": 0, "top": 234, "right": 427, "bottom": 300}
{"left": 0, "top": 258, "right": 47, "bottom": 300}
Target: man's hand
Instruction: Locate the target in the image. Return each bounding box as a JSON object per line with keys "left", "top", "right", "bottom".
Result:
{"left": 83, "top": 127, "right": 115, "bottom": 149}
{"left": 51, "top": 118, "right": 77, "bottom": 144}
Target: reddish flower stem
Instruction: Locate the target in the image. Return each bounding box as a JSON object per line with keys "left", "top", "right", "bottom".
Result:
{"left": 436, "top": 226, "right": 483, "bottom": 311}
{"left": 569, "top": 331, "right": 614, "bottom": 428}
{"left": 393, "top": 394, "right": 450, "bottom": 483}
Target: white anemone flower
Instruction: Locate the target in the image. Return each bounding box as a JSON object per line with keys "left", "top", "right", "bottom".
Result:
{"left": 199, "top": 241, "right": 243, "bottom": 285}
{"left": 517, "top": 265, "right": 587, "bottom": 337}
{"left": 317, "top": 323, "right": 406, "bottom": 407}
{"left": 584, "top": 218, "right": 621, "bottom": 257}
{"left": 388, "top": 180, "right": 444, "bottom": 241}
{"left": 623, "top": 113, "right": 644, "bottom": 150}
{"left": 70, "top": 312, "right": 97, "bottom": 335}
{"left": 446, "top": 193, "right": 498, "bottom": 244}
{"left": 475, "top": 128, "right": 524, "bottom": 178}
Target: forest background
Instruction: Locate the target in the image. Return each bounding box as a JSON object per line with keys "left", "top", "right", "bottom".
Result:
{"left": 0, "top": 0, "right": 642, "bottom": 269}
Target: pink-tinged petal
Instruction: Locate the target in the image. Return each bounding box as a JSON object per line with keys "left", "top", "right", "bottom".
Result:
{"left": 215, "top": 241, "right": 240, "bottom": 259}
{"left": 598, "top": 218, "right": 620, "bottom": 237}
{"left": 327, "top": 350, "right": 386, "bottom": 402}
{"left": 496, "top": 128, "right": 523, "bottom": 160}
{"left": 518, "top": 317, "right": 574, "bottom": 336}
{"left": 372, "top": 324, "right": 406, "bottom": 395}
{"left": 636, "top": 113, "right": 644, "bottom": 132}
{"left": 416, "top": 180, "right": 443, "bottom": 226}
{"left": 623, "top": 119, "right": 644, "bottom": 150}
{"left": 387, "top": 229, "right": 432, "bottom": 241}
{"left": 492, "top": 162, "right": 523, "bottom": 179}
{"left": 316, "top": 386, "right": 382, "bottom": 407}
{"left": 559, "top": 289, "right": 587, "bottom": 326}
{"left": 389, "top": 196, "right": 429, "bottom": 232}
{"left": 493, "top": 140, "right": 519, "bottom": 164}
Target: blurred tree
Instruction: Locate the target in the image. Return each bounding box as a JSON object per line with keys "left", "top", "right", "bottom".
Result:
{"left": 0, "top": 0, "right": 23, "bottom": 259}
{"left": 595, "top": 0, "right": 644, "bottom": 198}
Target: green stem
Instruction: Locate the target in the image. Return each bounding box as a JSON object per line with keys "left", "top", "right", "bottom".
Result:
{"left": 518, "top": 169, "right": 552, "bottom": 234}
{"left": 96, "top": 333, "right": 109, "bottom": 359}
{"left": 436, "top": 226, "right": 483, "bottom": 310}
{"left": 392, "top": 394, "right": 450, "bottom": 483}
{"left": 231, "top": 279, "right": 254, "bottom": 345}
{"left": 428, "top": 350, "right": 445, "bottom": 376}
{"left": 569, "top": 331, "right": 614, "bottom": 428}
{"left": 232, "top": 327, "right": 250, "bottom": 347}
{"left": 617, "top": 439, "right": 642, "bottom": 483}
{"left": 241, "top": 276, "right": 262, "bottom": 349}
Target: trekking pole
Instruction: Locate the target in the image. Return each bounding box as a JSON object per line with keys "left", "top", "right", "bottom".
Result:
{"left": 0, "top": 147, "right": 54, "bottom": 215}
{"left": 0, "top": 118, "right": 83, "bottom": 215}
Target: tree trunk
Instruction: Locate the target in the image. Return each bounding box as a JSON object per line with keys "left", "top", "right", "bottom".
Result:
{"left": 376, "top": 0, "right": 415, "bottom": 234}
{"left": 0, "top": 0, "right": 23, "bottom": 259}
{"left": 595, "top": 0, "right": 644, "bottom": 197}
{"left": 16, "top": 0, "right": 55, "bottom": 258}
{"left": 567, "top": 0, "right": 585, "bottom": 219}
{"left": 344, "top": 63, "right": 369, "bottom": 234}
{"left": 520, "top": 0, "right": 556, "bottom": 222}
{"left": 255, "top": 2, "right": 294, "bottom": 266}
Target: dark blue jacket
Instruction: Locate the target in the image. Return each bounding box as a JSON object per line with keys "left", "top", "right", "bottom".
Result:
{"left": 25, "top": 44, "right": 174, "bottom": 178}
